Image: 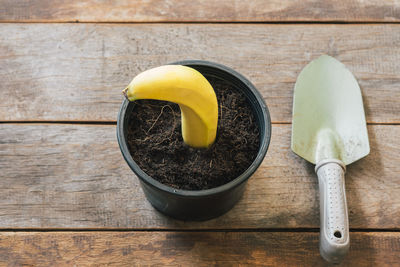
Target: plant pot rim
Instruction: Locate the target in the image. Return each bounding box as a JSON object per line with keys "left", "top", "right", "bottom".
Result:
{"left": 117, "top": 59, "right": 271, "bottom": 198}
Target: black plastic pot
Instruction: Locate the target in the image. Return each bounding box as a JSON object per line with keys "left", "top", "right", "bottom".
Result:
{"left": 117, "top": 60, "right": 271, "bottom": 221}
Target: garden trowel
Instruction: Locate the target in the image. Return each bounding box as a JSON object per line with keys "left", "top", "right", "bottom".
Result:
{"left": 291, "top": 55, "right": 370, "bottom": 263}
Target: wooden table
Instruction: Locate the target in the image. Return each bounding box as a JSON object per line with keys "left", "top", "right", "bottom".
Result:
{"left": 1, "top": 1, "right": 399, "bottom": 266}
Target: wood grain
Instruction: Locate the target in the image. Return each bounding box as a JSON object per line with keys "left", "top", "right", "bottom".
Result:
{"left": 0, "top": 231, "right": 398, "bottom": 266}
{"left": 1, "top": 24, "right": 399, "bottom": 124}
{"left": 1, "top": 0, "right": 400, "bottom": 22}
{"left": 0, "top": 124, "right": 398, "bottom": 229}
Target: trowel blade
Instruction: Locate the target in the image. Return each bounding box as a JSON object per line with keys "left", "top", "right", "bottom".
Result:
{"left": 291, "top": 55, "right": 369, "bottom": 165}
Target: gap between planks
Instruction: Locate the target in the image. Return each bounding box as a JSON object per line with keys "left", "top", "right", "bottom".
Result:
{"left": 0, "top": 228, "right": 398, "bottom": 233}
{"left": 2, "top": 21, "right": 400, "bottom": 24}
{"left": 1, "top": 121, "right": 400, "bottom": 126}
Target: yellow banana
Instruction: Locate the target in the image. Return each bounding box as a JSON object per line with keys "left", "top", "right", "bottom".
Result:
{"left": 123, "top": 65, "right": 218, "bottom": 148}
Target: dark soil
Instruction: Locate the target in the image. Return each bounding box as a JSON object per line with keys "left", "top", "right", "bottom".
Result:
{"left": 126, "top": 76, "right": 260, "bottom": 190}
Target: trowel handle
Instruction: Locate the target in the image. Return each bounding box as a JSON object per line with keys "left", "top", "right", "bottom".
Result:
{"left": 315, "top": 159, "right": 349, "bottom": 264}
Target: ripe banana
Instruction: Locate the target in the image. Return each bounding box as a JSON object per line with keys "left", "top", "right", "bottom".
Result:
{"left": 123, "top": 65, "right": 218, "bottom": 148}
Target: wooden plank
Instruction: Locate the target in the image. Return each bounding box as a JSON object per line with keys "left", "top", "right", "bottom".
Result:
{"left": 1, "top": 0, "right": 400, "bottom": 22}
{"left": 0, "top": 124, "right": 398, "bottom": 229}
{"left": 1, "top": 24, "right": 400, "bottom": 124}
{"left": 0, "top": 231, "right": 398, "bottom": 266}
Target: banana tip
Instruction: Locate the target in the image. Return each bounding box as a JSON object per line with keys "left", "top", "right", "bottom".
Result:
{"left": 122, "top": 87, "right": 129, "bottom": 99}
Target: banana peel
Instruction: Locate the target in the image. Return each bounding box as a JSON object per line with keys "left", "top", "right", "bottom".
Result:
{"left": 123, "top": 65, "right": 218, "bottom": 148}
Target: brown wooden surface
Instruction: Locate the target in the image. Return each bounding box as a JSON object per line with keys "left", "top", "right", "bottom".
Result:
{"left": 0, "top": 231, "right": 398, "bottom": 266}
{"left": 1, "top": 1, "right": 400, "bottom": 265}
{"left": 0, "top": 123, "right": 398, "bottom": 229}
{"left": 1, "top": 0, "right": 400, "bottom": 22}
{"left": 1, "top": 24, "right": 400, "bottom": 124}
